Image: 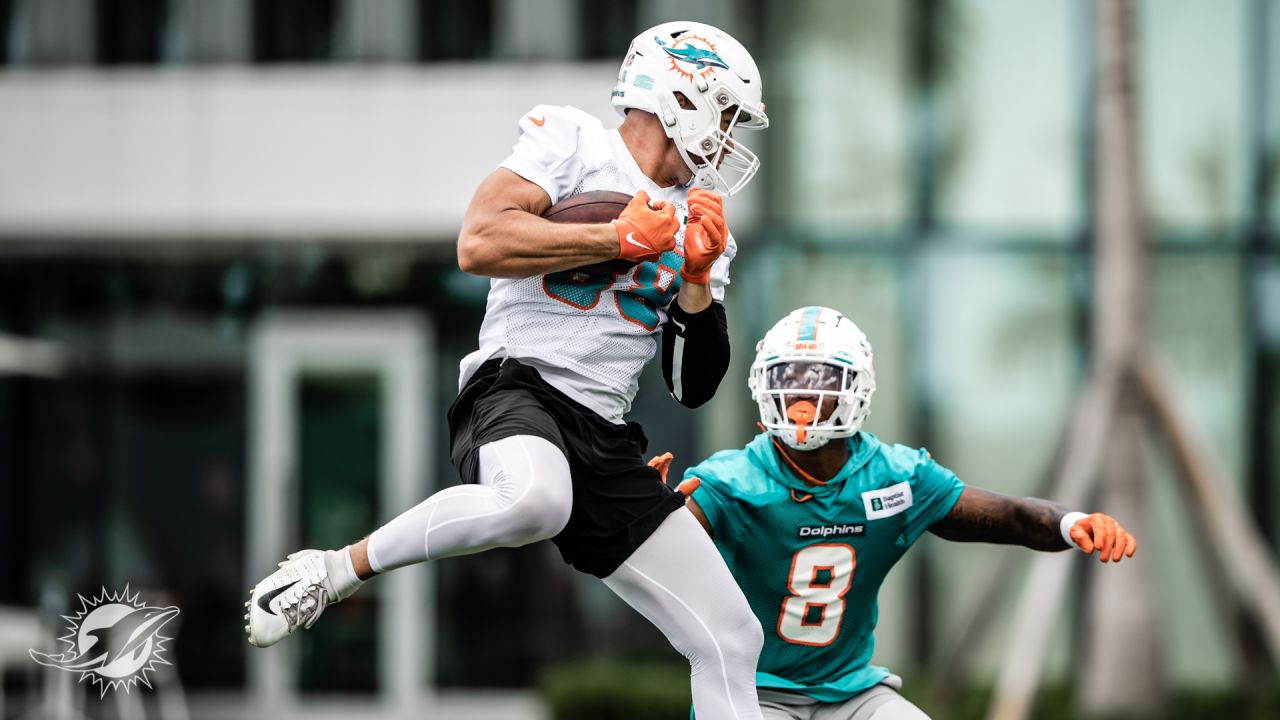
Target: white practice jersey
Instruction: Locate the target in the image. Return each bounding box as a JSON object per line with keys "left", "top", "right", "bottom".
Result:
{"left": 459, "top": 104, "right": 737, "bottom": 424}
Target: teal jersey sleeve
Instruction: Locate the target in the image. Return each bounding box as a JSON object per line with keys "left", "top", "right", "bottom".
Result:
{"left": 901, "top": 448, "right": 966, "bottom": 544}
{"left": 685, "top": 445, "right": 772, "bottom": 549}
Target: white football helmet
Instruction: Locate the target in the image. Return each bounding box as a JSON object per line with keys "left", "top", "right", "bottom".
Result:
{"left": 611, "top": 21, "right": 768, "bottom": 196}
{"left": 749, "top": 307, "right": 876, "bottom": 451}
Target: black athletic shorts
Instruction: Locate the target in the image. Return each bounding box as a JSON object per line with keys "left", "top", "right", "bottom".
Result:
{"left": 446, "top": 357, "right": 686, "bottom": 578}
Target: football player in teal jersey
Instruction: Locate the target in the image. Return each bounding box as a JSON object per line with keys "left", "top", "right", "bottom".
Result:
{"left": 650, "top": 306, "right": 1137, "bottom": 719}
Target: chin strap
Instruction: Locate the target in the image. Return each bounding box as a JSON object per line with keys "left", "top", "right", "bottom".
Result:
{"left": 790, "top": 489, "right": 814, "bottom": 503}
{"left": 757, "top": 419, "right": 828, "bottom": 491}
{"left": 768, "top": 436, "right": 827, "bottom": 489}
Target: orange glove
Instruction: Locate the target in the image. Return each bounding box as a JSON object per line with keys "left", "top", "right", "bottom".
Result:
{"left": 680, "top": 219, "right": 725, "bottom": 284}
{"left": 647, "top": 452, "right": 702, "bottom": 496}
{"left": 1065, "top": 512, "right": 1138, "bottom": 563}
{"left": 687, "top": 188, "right": 726, "bottom": 248}
{"left": 682, "top": 189, "right": 726, "bottom": 285}
{"left": 614, "top": 190, "right": 679, "bottom": 263}
{"left": 648, "top": 452, "right": 673, "bottom": 482}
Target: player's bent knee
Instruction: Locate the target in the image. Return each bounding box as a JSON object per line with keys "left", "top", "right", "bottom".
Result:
{"left": 719, "top": 608, "right": 764, "bottom": 668}
{"left": 687, "top": 596, "right": 762, "bottom": 675}
{"left": 515, "top": 436, "right": 573, "bottom": 537}
{"left": 475, "top": 435, "right": 572, "bottom": 544}
{"left": 506, "top": 478, "right": 572, "bottom": 541}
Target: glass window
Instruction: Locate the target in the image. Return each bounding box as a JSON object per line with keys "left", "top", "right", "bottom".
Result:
{"left": 0, "top": 379, "right": 20, "bottom": 603}
{"left": 934, "top": 0, "right": 1079, "bottom": 234}
{"left": 418, "top": 0, "right": 493, "bottom": 61}
{"left": 1144, "top": 250, "right": 1245, "bottom": 682}
{"left": 171, "top": 0, "right": 250, "bottom": 64}
{"left": 1147, "top": 251, "right": 1247, "bottom": 474}
{"left": 920, "top": 251, "right": 1076, "bottom": 499}
{"left": 336, "top": 0, "right": 414, "bottom": 62}
{"left": 1262, "top": 258, "right": 1280, "bottom": 353}
{"left": 436, "top": 545, "right": 589, "bottom": 687}
{"left": 1267, "top": 0, "right": 1280, "bottom": 233}
{"left": 95, "top": 0, "right": 169, "bottom": 65}
{"left": 919, "top": 250, "right": 1076, "bottom": 667}
{"left": 774, "top": 0, "right": 912, "bottom": 231}
{"left": 297, "top": 374, "right": 381, "bottom": 693}
{"left": 112, "top": 372, "right": 248, "bottom": 688}
{"left": 1140, "top": 0, "right": 1248, "bottom": 234}
{"left": 18, "top": 0, "right": 97, "bottom": 65}
{"left": 1262, "top": 259, "right": 1280, "bottom": 547}
{"left": 0, "top": 0, "right": 14, "bottom": 65}
{"left": 253, "top": 0, "right": 338, "bottom": 62}
{"left": 577, "top": 0, "right": 637, "bottom": 60}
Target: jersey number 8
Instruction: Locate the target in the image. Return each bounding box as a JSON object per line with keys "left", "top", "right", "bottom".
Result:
{"left": 777, "top": 544, "right": 856, "bottom": 646}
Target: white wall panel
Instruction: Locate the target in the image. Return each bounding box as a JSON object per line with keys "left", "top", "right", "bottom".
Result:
{"left": 0, "top": 65, "right": 690, "bottom": 241}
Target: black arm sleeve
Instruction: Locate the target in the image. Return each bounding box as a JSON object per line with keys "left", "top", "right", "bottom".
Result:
{"left": 661, "top": 301, "right": 730, "bottom": 408}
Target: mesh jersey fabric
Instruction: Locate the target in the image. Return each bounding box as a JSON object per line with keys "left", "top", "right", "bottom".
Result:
{"left": 458, "top": 104, "right": 738, "bottom": 423}
{"left": 687, "top": 432, "right": 965, "bottom": 703}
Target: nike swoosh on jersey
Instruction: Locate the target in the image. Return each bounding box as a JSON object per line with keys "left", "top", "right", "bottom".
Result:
{"left": 528, "top": 115, "right": 546, "bottom": 126}
{"left": 671, "top": 317, "right": 686, "bottom": 333}
{"left": 626, "top": 233, "right": 654, "bottom": 251}
{"left": 257, "top": 579, "right": 302, "bottom": 616}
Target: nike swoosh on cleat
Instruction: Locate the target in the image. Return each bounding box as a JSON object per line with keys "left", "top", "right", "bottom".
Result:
{"left": 528, "top": 115, "right": 546, "bottom": 126}
{"left": 257, "top": 579, "right": 301, "bottom": 616}
{"left": 625, "top": 233, "right": 654, "bottom": 251}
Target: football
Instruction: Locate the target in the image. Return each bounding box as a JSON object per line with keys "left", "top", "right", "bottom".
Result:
{"left": 543, "top": 190, "right": 638, "bottom": 274}
{"left": 542, "top": 190, "right": 633, "bottom": 223}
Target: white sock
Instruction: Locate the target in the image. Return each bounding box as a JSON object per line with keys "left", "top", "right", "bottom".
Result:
{"left": 324, "top": 546, "right": 364, "bottom": 601}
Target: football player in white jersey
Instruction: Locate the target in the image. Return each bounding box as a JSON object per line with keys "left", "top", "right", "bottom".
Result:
{"left": 246, "top": 21, "right": 770, "bottom": 719}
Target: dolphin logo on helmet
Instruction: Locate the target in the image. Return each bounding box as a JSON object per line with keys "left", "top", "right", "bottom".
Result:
{"left": 655, "top": 36, "right": 730, "bottom": 71}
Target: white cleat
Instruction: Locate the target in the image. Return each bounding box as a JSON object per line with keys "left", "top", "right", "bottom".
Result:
{"left": 245, "top": 549, "right": 336, "bottom": 648}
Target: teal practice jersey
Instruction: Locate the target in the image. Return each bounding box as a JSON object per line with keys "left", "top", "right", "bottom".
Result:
{"left": 687, "top": 431, "right": 965, "bottom": 702}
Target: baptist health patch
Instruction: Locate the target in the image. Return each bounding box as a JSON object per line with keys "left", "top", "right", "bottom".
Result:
{"left": 862, "top": 481, "right": 913, "bottom": 520}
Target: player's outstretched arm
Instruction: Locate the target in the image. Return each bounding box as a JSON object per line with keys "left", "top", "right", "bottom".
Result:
{"left": 929, "top": 487, "right": 1137, "bottom": 563}
{"left": 457, "top": 170, "right": 678, "bottom": 278}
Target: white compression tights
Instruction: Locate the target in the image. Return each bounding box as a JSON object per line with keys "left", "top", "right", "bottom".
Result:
{"left": 366, "top": 435, "right": 573, "bottom": 571}
{"left": 605, "top": 507, "right": 765, "bottom": 720}
{"left": 363, "top": 435, "right": 763, "bottom": 720}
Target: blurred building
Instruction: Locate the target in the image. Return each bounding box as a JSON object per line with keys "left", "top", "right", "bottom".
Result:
{"left": 0, "top": 1, "right": 1276, "bottom": 718}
